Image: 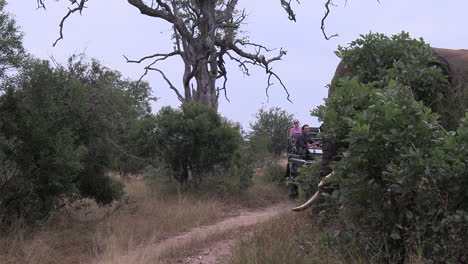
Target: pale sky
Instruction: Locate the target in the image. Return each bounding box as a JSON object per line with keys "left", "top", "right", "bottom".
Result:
{"left": 6, "top": 0, "right": 468, "bottom": 130}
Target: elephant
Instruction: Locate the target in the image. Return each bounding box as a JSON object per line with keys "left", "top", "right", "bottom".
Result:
{"left": 293, "top": 47, "right": 468, "bottom": 212}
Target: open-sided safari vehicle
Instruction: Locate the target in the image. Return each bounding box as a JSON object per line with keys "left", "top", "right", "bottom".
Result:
{"left": 285, "top": 126, "right": 322, "bottom": 198}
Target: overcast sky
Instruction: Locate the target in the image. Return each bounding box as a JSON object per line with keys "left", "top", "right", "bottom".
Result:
{"left": 6, "top": 0, "right": 468, "bottom": 130}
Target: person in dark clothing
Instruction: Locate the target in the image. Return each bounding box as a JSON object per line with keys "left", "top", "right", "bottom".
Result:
{"left": 295, "top": 124, "right": 316, "bottom": 158}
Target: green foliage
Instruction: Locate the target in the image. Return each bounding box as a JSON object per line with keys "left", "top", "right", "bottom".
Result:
{"left": 248, "top": 134, "right": 272, "bottom": 161}
{"left": 264, "top": 162, "right": 284, "bottom": 184}
{"left": 336, "top": 31, "right": 451, "bottom": 128}
{"left": 0, "top": 0, "right": 25, "bottom": 83}
{"left": 63, "top": 55, "right": 154, "bottom": 178}
{"left": 311, "top": 32, "right": 467, "bottom": 262}
{"left": 225, "top": 140, "right": 256, "bottom": 191}
{"left": 250, "top": 106, "right": 294, "bottom": 156}
{"left": 146, "top": 103, "right": 243, "bottom": 189}
{"left": 296, "top": 159, "right": 321, "bottom": 200}
{"left": 0, "top": 57, "right": 152, "bottom": 223}
{"left": 314, "top": 77, "right": 467, "bottom": 262}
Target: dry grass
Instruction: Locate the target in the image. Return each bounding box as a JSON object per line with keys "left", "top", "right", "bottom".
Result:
{"left": 92, "top": 179, "right": 229, "bottom": 253}
{"left": 223, "top": 212, "right": 352, "bottom": 264}
{"left": 223, "top": 212, "right": 431, "bottom": 264}
{"left": 227, "top": 164, "right": 289, "bottom": 209}
{"left": 0, "top": 178, "right": 229, "bottom": 264}
{"left": 0, "top": 161, "right": 290, "bottom": 264}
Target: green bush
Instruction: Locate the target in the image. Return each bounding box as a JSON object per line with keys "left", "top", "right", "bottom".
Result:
{"left": 311, "top": 32, "right": 467, "bottom": 263}
{"left": 296, "top": 159, "right": 321, "bottom": 200}
{"left": 265, "top": 162, "right": 284, "bottom": 184}
{"left": 226, "top": 140, "right": 256, "bottom": 191}
{"left": 145, "top": 103, "right": 244, "bottom": 190}
{"left": 0, "top": 57, "right": 152, "bottom": 223}
{"left": 335, "top": 31, "right": 450, "bottom": 128}
{"left": 250, "top": 107, "right": 294, "bottom": 156}
{"left": 199, "top": 140, "right": 257, "bottom": 194}
{"left": 248, "top": 134, "right": 272, "bottom": 161}
{"left": 317, "top": 81, "right": 467, "bottom": 262}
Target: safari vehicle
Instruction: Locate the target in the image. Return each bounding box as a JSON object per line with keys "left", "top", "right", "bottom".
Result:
{"left": 285, "top": 126, "right": 322, "bottom": 198}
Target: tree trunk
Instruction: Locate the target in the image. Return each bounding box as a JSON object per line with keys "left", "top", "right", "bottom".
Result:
{"left": 190, "top": 0, "right": 218, "bottom": 109}
{"left": 193, "top": 62, "right": 218, "bottom": 109}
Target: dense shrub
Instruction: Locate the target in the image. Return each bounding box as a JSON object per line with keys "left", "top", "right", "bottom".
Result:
{"left": 264, "top": 162, "right": 284, "bottom": 184}
{"left": 0, "top": 57, "right": 152, "bottom": 223}
{"left": 145, "top": 103, "right": 244, "bottom": 190}
{"left": 296, "top": 159, "right": 321, "bottom": 200}
{"left": 248, "top": 134, "right": 272, "bottom": 161}
{"left": 311, "top": 32, "right": 467, "bottom": 263}
{"left": 250, "top": 107, "right": 294, "bottom": 156}
{"left": 335, "top": 32, "right": 453, "bottom": 129}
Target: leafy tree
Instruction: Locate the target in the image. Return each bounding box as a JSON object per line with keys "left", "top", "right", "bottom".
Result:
{"left": 148, "top": 103, "right": 243, "bottom": 189}
{"left": 250, "top": 106, "right": 293, "bottom": 156}
{"left": 0, "top": 57, "right": 153, "bottom": 223}
{"left": 0, "top": 0, "right": 25, "bottom": 83}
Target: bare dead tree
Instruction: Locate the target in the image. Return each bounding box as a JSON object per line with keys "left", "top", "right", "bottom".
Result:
{"left": 37, "top": 0, "right": 293, "bottom": 109}
{"left": 36, "top": 0, "right": 378, "bottom": 108}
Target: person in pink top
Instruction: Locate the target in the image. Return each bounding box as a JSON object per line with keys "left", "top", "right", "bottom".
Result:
{"left": 289, "top": 120, "right": 302, "bottom": 137}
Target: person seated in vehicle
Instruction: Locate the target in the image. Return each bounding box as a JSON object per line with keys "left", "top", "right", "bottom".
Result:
{"left": 289, "top": 120, "right": 302, "bottom": 138}
{"left": 295, "top": 124, "right": 317, "bottom": 158}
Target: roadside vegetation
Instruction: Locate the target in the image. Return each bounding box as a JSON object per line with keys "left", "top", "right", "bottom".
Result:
{"left": 225, "top": 213, "right": 345, "bottom": 264}
{"left": 225, "top": 32, "right": 467, "bottom": 264}
{"left": 314, "top": 32, "right": 466, "bottom": 263}
{"left": 0, "top": 2, "right": 293, "bottom": 263}
{"left": 2, "top": 0, "right": 465, "bottom": 263}
{"left": 0, "top": 156, "right": 288, "bottom": 264}
{"left": 0, "top": 179, "right": 226, "bottom": 264}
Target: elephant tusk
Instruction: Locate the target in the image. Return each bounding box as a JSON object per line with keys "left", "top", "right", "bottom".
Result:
{"left": 292, "top": 172, "right": 335, "bottom": 212}
{"left": 318, "top": 171, "right": 335, "bottom": 187}
{"left": 292, "top": 190, "right": 320, "bottom": 212}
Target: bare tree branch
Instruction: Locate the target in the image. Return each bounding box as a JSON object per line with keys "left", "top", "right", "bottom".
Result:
{"left": 216, "top": 0, "right": 239, "bottom": 23}
{"left": 216, "top": 48, "right": 230, "bottom": 102}
{"left": 216, "top": 77, "right": 230, "bottom": 102}
{"left": 124, "top": 50, "right": 182, "bottom": 92}
{"left": 101, "top": 136, "right": 147, "bottom": 161}
{"left": 127, "top": 0, "right": 193, "bottom": 43}
{"left": 53, "top": 0, "right": 88, "bottom": 47}
{"left": 123, "top": 51, "right": 181, "bottom": 64}
{"left": 229, "top": 43, "right": 285, "bottom": 66}
{"left": 236, "top": 40, "right": 275, "bottom": 53}
{"left": 281, "top": 0, "right": 300, "bottom": 22}
{"left": 321, "top": 0, "right": 338, "bottom": 40}
{"left": 147, "top": 67, "right": 185, "bottom": 103}
{"left": 36, "top": 0, "right": 46, "bottom": 9}
{"left": 266, "top": 68, "right": 291, "bottom": 103}
{"left": 127, "top": 0, "right": 174, "bottom": 21}
{"left": 226, "top": 51, "right": 250, "bottom": 76}
{"left": 225, "top": 42, "right": 291, "bottom": 102}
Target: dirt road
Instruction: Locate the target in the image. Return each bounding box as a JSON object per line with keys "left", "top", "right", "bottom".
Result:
{"left": 95, "top": 202, "right": 292, "bottom": 264}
